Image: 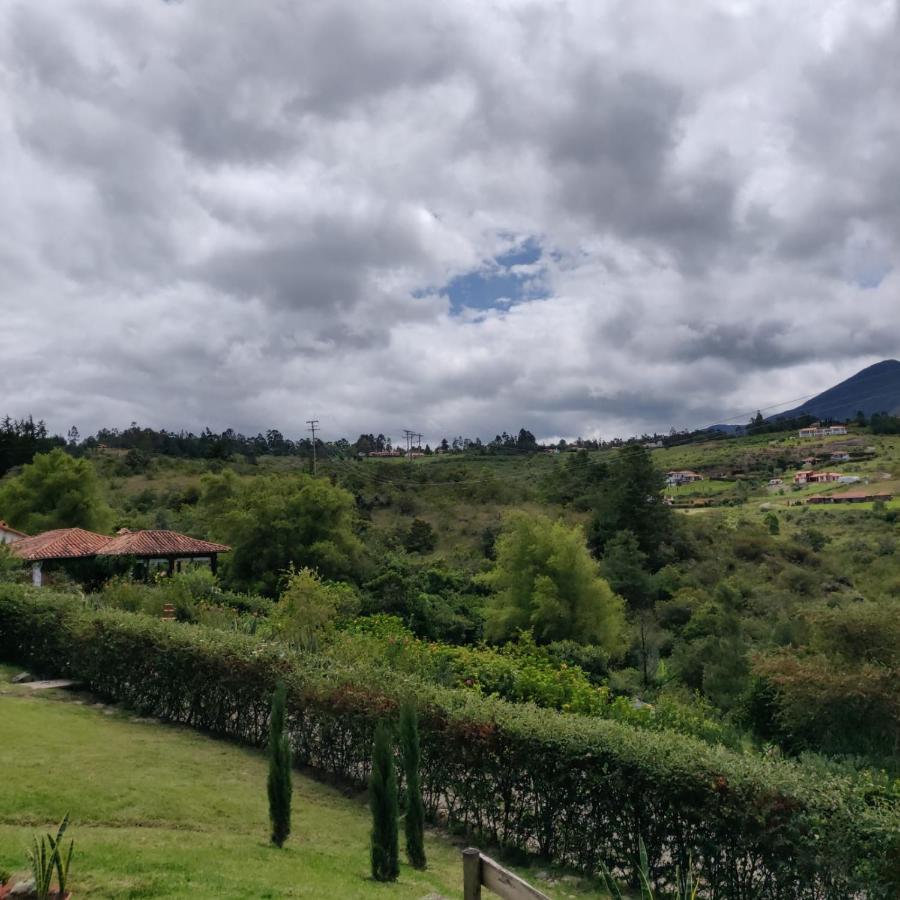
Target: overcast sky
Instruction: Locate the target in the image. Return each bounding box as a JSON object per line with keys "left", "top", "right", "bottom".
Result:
{"left": 1, "top": 0, "right": 898, "bottom": 444}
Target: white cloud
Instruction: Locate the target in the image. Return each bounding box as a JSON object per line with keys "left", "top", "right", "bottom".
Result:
{"left": 0, "top": 0, "right": 897, "bottom": 444}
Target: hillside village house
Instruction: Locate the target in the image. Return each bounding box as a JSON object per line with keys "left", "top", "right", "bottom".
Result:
{"left": 798, "top": 423, "right": 848, "bottom": 438}
{"left": 831, "top": 451, "right": 851, "bottom": 462}
{"left": 794, "top": 470, "right": 844, "bottom": 484}
{"left": 0, "top": 520, "right": 26, "bottom": 545}
{"left": 666, "top": 470, "right": 703, "bottom": 485}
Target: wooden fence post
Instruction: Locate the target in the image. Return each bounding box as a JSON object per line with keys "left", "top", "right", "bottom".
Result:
{"left": 462, "top": 848, "right": 552, "bottom": 900}
{"left": 463, "top": 847, "right": 482, "bottom": 900}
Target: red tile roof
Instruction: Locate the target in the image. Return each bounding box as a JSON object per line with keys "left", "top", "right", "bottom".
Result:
{"left": 97, "top": 529, "right": 230, "bottom": 558}
{"left": 8, "top": 528, "right": 229, "bottom": 561}
{"left": 9, "top": 528, "right": 112, "bottom": 561}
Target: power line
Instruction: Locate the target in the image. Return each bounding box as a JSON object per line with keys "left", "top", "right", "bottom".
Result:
{"left": 306, "top": 419, "right": 320, "bottom": 476}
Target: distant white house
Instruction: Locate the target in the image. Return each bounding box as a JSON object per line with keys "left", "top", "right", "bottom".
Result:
{"left": 768, "top": 478, "right": 783, "bottom": 486}
{"left": 666, "top": 470, "right": 703, "bottom": 485}
{"left": 798, "top": 423, "right": 848, "bottom": 438}
{"left": 0, "top": 520, "right": 27, "bottom": 545}
{"left": 793, "top": 470, "right": 843, "bottom": 484}
{"left": 831, "top": 452, "right": 851, "bottom": 462}
{"left": 838, "top": 475, "right": 862, "bottom": 484}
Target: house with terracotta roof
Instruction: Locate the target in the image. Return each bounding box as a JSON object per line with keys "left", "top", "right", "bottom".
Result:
{"left": 0, "top": 520, "right": 27, "bottom": 545}
{"left": 9, "top": 527, "right": 230, "bottom": 587}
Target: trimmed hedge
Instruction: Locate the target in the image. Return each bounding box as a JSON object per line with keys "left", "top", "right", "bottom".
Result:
{"left": 1, "top": 587, "right": 897, "bottom": 898}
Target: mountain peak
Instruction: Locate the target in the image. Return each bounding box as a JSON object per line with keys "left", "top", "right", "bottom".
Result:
{"left": 774, "top": 359, "right": 900, "bottom": 421}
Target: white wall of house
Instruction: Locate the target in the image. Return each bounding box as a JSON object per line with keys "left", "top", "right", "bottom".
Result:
{"left": 0, "top": 525, "right": 24, "bottom": 545}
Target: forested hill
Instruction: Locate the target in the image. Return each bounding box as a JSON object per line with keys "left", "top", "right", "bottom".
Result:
{"left": 773, "top": 359, "right": 900, "bottom": 421}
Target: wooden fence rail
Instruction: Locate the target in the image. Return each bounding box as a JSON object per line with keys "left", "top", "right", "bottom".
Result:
{"left": 462, "top": 848, "right": 551, "bottom": 900}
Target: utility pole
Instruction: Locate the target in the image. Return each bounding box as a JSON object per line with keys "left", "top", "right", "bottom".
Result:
{"left": 307, "top": 419, "right": 320, "bottom": 475}
{"left": 402, "top": 429, "right": 414, "bottom": 460}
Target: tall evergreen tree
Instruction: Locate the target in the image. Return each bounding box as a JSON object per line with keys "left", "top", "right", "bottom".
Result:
{"left": 588, "top": 444, "right": 673, "bottom": 566}
{"left": 267, "top": 682, "right": 292, "bottom": 847}
{"left": 369, "top": 722, "right": 399, "bottom": 881}
{"left": 399, "top": 701, "right": 426, "bottom": 869}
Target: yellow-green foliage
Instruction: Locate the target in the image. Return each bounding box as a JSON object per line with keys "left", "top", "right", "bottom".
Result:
{"left": 484, "top": 511, "right": 625, "bottom": 649}
{"left": 0, "top": 448, "right": 113, "bottom": 534}
{"left": 271, "top": 566, "right": 359, "bottom": 650}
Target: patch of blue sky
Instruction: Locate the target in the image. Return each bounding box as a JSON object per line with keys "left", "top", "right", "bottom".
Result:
{"left": 430, "top": 236, "right": 548, "bottom": 314}
{"left": 852, "top": 261, "right": 891, "bottom": 289}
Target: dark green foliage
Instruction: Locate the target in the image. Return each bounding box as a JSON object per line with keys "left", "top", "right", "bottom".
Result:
{"left": 544, "top": 640, "right": 610, "bottom": 682}
{"left": 870, "top": 412, "right": 900, "bottom": 434}
{"left": 369, "top": 722, "right": 399, "bottom": 882}
{"left": 1, "top": 589, "right": 897, "bottom": 900}
{"left": 361, "top": 555, "right": 485, "bottom": 643}
{"left": 600, "top": 530, "right": 655, "bottom": 610}
{"left": 588, "top": 445, "right": 673, "bottom": 565}
{"left": 0, "top": 415, "right": 65, "bottom": 477}
{"left": 197, "top": 470, "right": 363, "bottom": 595}
{"left": 403, "top": 518, "right": 437, "bottom": 554}
{"left": 267, "top": 682, "right": 292, "bottom": 847}
{"left": 542, "top": 448, "right": 608, "bottom": 507}
{"left": 399, "top": 700, "right": 426, "bottom": 869}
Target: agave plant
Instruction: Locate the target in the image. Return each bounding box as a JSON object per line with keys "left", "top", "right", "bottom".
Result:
{"left": 47, "top": 814, "right": 74, "bottom": 896}
{"left": 28, "top": 833, "right": 56, "bottom": 900}
{"left": 599, "top": 838, "right": 699, "bottom": 900}
{"left": 27, "top": 814, "right": 74, "bottom": 900}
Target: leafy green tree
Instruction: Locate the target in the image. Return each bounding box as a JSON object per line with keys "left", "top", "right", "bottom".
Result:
{"left": 0, "top": 543, "right": 22, "bottom": 582}
{"left": 399, "top": 701, "right": 426, "bottom": 869}
{"left": 361, "top": 555, "right": 485, "bottom": 643}
{"left": 267, "top": 682, "right": 293, "bottom": 847}
{"left": 197, "top": 471, "right": 363, "bottom": 595}
{"left": 271, "top": 566, "right": 359, "bottom": 650}
{"left": 588, "top": 445, "right": 672, "bottom": 565}
{"left": 600, "top": 530, "right": 655, "bottom": 611}
{"left": 369, "top": 722, "right": 399, "bottom": 882}
{"left": 403, "top": 518, "right": 437, "bottom": 554}
{"left": 799, "top": 527, "right": 829, "bottom": 552}
{"left": 0, "top": 448, "right": 113, "bottom": 534}
{"left": 484, "top": 512, "right": 625, "bottom": 649}
{"left": 764, "top": 512, "right": 780, "bottom": 535}
{"left": 669, "top": 583, "right": 749, "bottom": 712}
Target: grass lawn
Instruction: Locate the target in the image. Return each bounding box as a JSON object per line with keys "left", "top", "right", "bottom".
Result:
{"left": 0, "top": 668, "right": 597, "bottom": 899}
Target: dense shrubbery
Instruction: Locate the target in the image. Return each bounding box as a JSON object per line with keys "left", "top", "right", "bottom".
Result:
{"left": 93, "top": 569, "right": 273, "bottom": 622}
{"left": 335, "top": 616, "right": 737, "bottom": 746}
{"left": 2, "top": 588, "right": 897, "bottom": 899}
{"left": 748, "top": 602, "right": 900, "bottom": 760}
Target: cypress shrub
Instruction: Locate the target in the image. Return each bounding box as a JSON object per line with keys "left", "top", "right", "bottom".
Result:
{"left": 267, "top": 681, "right": 292, "bottom": 847}
{"left": 369, "top": 721, "right": 399, "bottom": 882}
{"left": 1, "top": 588, "right": 897, "bottom": 899}
{"left": 399, "top": 699, "right": 426, "bottom": 869}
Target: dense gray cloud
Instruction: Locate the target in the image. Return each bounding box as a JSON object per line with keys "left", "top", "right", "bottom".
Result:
{"left": 1, "top": 0, "right": 898, "bottom": 444}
